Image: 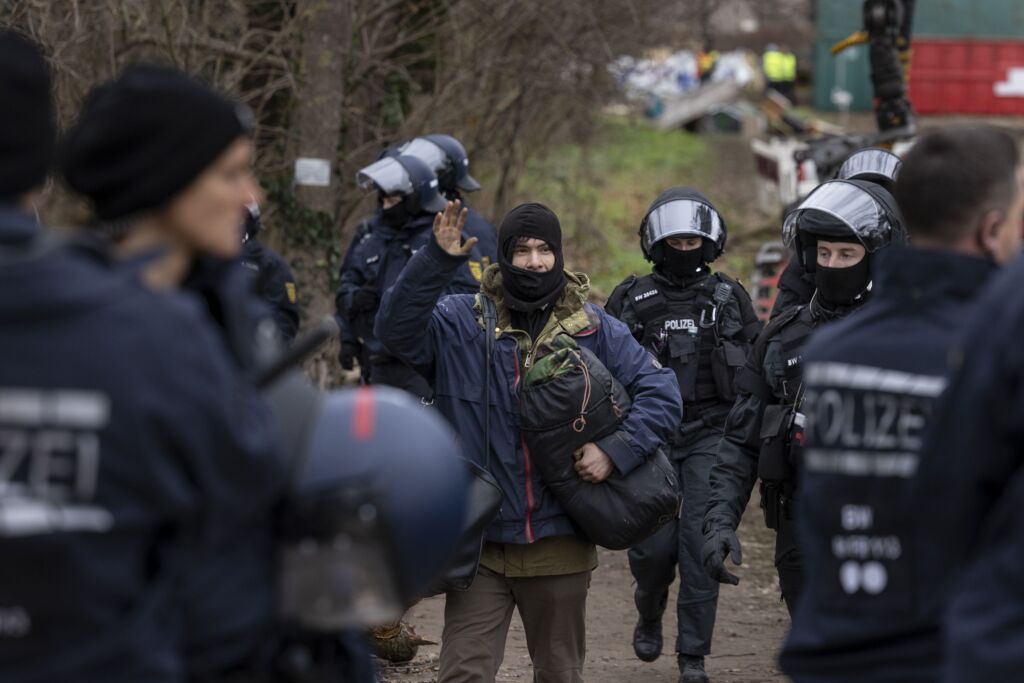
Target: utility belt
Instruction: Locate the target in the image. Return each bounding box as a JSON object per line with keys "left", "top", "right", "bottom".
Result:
{"left": 759, "top": 480, "right": 796, "bottom": 531}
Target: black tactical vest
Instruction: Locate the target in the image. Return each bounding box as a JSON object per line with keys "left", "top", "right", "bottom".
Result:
{"left": 625, "top": 272, "right": 737, "bottom": 411}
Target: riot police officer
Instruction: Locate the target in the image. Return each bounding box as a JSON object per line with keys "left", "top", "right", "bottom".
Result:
{"left": 778, "top": 127, "right": 1020, "bottom": 683}
{"left": 241, "top": 201, "right": 300, "bottom": 343}
{"left": 336, "top": 154, "right": 487, "bottom": 399}
{"left": 702, "top": 178, "right": 905, "bottom": 618}
{"left": 771, "top": 147, "right": 903, "bottom": 317}
{"left": 398, "top": 133, "right": 498, "bottom": 262}
{"left": 605, "top": 188, "right": 760, "bottom": 683}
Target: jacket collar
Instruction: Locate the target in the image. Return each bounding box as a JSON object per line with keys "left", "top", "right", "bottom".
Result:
{"left": 477, "top": 264, "right": 593, "bottom": 353}
{"left": 874, "top": 246, "right": 995, "bottom": 304}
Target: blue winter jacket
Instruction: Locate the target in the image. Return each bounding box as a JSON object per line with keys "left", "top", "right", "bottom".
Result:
{"left": 375, "top": 237, "right": 681, "bottom": 544}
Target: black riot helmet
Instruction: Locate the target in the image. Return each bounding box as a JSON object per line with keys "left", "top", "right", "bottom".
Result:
{"left": 276, "top": 384, "right": 468, "bottom": 632}
{"left": 639, "top": 187, "right": 727, "bottom": 264}
{"left": 400, "top": 134, "right": 481, "bottom": 196}
{"left": 783, "top": 179, "right": 906, "bottom": 272}
{"left": 836, "top": 147, "right": 902, "bottom": 192}
{"left": 355, "top": 154, "right": 447, "bottom": 216}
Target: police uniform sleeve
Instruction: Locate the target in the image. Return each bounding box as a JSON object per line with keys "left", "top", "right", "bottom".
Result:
{"left": 261, "top": 253, "right": 299, "bottom": 343}
{"left": 704, "top": 349, "right": 770, "bottom": 533}
{"left": 730, "top": 280, "right": 763, "bottom": 343}
{"left": 591, "top": 307, "right": 682, "bottom": 476}
{"left": 153, "top": 303, "right": 287, "bottom": 545}
{"left": 374, "top": 236, "right": 469, "bottom": 380}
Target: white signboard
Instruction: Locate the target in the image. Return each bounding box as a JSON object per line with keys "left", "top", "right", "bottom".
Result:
{"left": 294, "top": 157, "right": 332, "bottom": 187}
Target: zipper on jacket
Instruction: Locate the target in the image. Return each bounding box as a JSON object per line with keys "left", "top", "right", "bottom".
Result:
{"left": 513, "top": 348, "right": 535, "bottom": 543}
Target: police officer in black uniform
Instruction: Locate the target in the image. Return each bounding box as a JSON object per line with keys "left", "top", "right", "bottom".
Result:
{"left": 336, "top": 154, "right": 486, "bottom": 399}
{"left": 398, "top": 134, "right": 498, "bottom": 263}
{"left": 702, "top": 178, "right": 905, "bottom": 618}
{"left": 606, "top": 188, "right": 761, "bottom": 683}
{"left": 240, "top": 200, "right": 300, "bottom": 343}
{"left": 782, "top": 126, "right": 1021, "bottom": 683}
{"left": 771, "top": 148, "right": 903, "bottom": 318}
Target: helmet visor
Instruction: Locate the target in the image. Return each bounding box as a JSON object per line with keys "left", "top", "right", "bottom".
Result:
{"left": 783, "top": 181, "right": 897, "bottom": 252}
{"left": 837, "top": 148, "right": 902, "bottom": 184}
{"left": 399, "top": 138, "right": 448, "bottom": 174}
{"left": 356, "top": 157, "right": 413, "bottom": 196}
{"left": 643, "top": 199, "right": 724, "bottom": 252}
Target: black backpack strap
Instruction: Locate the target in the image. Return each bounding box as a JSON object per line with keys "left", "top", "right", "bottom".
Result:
{"left": 481, "top": 294, "right": 498, "bottom": 470}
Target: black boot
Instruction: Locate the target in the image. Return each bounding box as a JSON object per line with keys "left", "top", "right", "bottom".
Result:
{"left": 632, "top": 617, "right": 663, "bottom": 662}
{"left": 679, "top": 654, "right": 710, "bottom": 683}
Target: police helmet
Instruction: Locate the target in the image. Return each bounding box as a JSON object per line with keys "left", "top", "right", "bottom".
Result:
{"left": 355, "top": 154, "right": 447, "bottom": 215}
{"left": 782, "top": 179, "right": 906, "bottom": 271}
{"left": 836, "top": 147, "right": 902, "bottom": 191}
{"left": 639, "top": 187, "right": 727, "bottom": 264}
{"left": 400, "top": 134, "right": 481, "bottom": 194}
{"left": 278, "top": 386, "right": 468, "bottom": 632}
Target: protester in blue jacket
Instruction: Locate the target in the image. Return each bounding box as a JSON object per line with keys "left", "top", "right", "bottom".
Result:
{"left": 780, "top": 126, "right": 1021, "bottom": 683}
{"left": 376, "top": 200, "right": 681, "bottom": 682}
{"left": 0, "top": 34, "right": 284, "bottom": 682}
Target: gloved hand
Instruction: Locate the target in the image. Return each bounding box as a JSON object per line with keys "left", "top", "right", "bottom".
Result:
{"left": 339, "top": 342, "right": 358, "bottom": 371}
{"left": 350, "top": 284, "right": 379, "bottom": 313}
{"left": 701, "top": 527, "right": 742, "bottom": 585}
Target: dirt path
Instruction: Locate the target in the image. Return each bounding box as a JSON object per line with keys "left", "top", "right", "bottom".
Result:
{"left": 382, "top": 498, "right": 789, "bottom": 683}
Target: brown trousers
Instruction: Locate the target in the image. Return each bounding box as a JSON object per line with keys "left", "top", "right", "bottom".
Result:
{"left": 437, "top": 566, "right": 591, "bottom": 683}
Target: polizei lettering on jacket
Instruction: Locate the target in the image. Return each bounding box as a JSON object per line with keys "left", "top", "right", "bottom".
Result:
{"left": 663, "top": 318, "right": 698, "bottom": 333}
{"left": 800, "top": 361, "right": 947, "bottom": 601}
{"left": 0, "top": 389, "right": 114, "bottom": 539}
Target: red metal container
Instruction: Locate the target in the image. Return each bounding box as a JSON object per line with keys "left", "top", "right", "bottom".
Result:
{"left": 909, "top": 39, "right": 1024, "bottom": 115}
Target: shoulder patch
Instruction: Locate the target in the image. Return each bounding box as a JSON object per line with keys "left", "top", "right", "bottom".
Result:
{"left": 285, "top": 282, "right": 297, "bottom": 304}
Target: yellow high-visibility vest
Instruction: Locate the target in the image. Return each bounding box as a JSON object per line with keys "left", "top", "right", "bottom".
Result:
{"left": 763, "top": 51, "right": 787, "bottom": 82}
{"left": 782, "top": 53, "right": 797, "bottom": 82}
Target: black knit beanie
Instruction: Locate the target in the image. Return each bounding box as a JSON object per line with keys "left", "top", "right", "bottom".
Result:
{"left": 60, "top": 64, "right": 253, "bottom": 221}
{"left": 0, "top": 29, "right": 55, "bottom": 201}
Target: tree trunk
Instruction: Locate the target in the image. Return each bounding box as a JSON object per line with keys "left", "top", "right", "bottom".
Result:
{"left": 294, "top": 0, "right": 351, "bottom": 216}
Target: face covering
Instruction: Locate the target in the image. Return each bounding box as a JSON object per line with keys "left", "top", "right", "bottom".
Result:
{"left": 380, "top": 197, "right": 410, "bottom": 229}
{"left": 660, "top": 244, "right": 704, "bottom": 278}
{"left": 814, "top": 255, "right": 871, "bottom": 306}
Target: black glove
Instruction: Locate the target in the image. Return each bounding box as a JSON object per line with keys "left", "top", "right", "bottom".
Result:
{"left": 701, "top": 527, "right": 742, "bottom": 585}
{"left": 350, "top": 284, "right": 379, "bottom": 313}
{"left": 339, "top": 342, "right": 358, "bottom": 371}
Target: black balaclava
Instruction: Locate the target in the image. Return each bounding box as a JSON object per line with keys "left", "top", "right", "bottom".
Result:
{"left": 660, "top": 241, "right": 705, "bottom": 279}
{"left": 811, "top": 233, "right": 872, "bottom": 306}
{"left": 379, "top": 192, "right": 411, "bottom": 229}
{"left": 498, "top": 203, "right": 566, "bottom": 313}
{"left": 0, "top": 30, "right": 55, "bottom": 202}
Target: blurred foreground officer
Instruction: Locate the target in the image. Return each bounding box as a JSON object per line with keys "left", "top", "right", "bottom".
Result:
{"left": 703, "top": 179, "right": 905, "bottom": 617}
{"left": 399, "top": 134, "right": 497, "bottom": 262}
{"left": 771, "top": 147, "right": 903, "bottom": 318}
{"left": 780, "top": 126, "right": 1020, "bottom": 683}
{"left": 605, "top": 188, "right": 760, "bottom": 683}
{"left": 376, "top": 201, "right": 680, "bottom": 683}
{"left": 241, "top": 201, "right": 300, "bottom": 343}
{"left": 906, "top": 147, "right": 1024, "bottom": 681}
{"left": 337, "top": 154, "right": 486, "bottom": 399}
{"left": 59, "top": 62, "right": 290, "bottom": 680}
{"left": 0, "top": 34, "right": 282, "bottom": 682}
